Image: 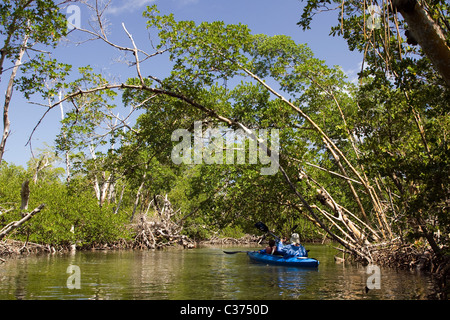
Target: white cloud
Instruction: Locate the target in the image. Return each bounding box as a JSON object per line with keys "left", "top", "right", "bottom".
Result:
{"left": 106, "top": 0, "right": 156, "bottom": 16}
{"left": 342, "top": 61, "right": 365, "bottom": 84}
{"left": 177, "top": 0, "right": 199, "bottom": 5}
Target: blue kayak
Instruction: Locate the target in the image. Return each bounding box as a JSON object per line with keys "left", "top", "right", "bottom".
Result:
{"left": 247, "top": 252, "right": 319, "bottom": 268}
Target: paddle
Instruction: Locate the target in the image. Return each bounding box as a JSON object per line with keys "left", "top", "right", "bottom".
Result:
{"left": 223, "top": 222, "right": 277, "bottom": 255}
{"left": 223, "top": 250, "right": 252, "bottom": 254}
{"left": 254, "top": 221, "right": 280, "bottom": 240}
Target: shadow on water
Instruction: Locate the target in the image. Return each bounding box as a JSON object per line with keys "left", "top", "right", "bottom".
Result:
{"left": 0, "top": 244, "right": 435, "bottom": 300}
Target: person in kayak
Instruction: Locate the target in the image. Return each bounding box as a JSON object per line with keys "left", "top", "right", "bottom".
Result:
{"left": 260, "top": 239, "right": 277, "bottom": 254}
{"left": 276, "top": 233, "right": 308, "bottom": 257}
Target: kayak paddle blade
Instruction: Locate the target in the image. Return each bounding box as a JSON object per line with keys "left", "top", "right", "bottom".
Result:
{"left": 255, "top": 221, "right": 269, "bottom": 233}
{"left": 223, "top": 251, "right": 250, "bottom": 254}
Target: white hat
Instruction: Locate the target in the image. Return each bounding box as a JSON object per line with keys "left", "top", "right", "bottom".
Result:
{"left": 290, "top": 233, "right": 300, "bottom": 245}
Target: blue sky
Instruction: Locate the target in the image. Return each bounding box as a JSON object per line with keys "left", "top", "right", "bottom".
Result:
{"left": 1, "top": 0, "right": 362, "bottom": 168}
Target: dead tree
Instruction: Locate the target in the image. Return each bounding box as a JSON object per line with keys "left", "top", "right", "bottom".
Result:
{"left": 0, "top": 204, "right": 45, "bottom": 241}
{"left": 20, "top": 180, "right": 30, "bottom": 212}
{"left": 133, "top": 195, "right": 194, "bottom": 249}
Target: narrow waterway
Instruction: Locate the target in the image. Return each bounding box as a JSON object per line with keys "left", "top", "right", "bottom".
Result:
{"left": 0, "top": 244, "right": 434, "bottom": 300}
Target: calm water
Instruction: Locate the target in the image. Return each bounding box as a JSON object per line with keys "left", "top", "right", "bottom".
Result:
{"left": 0, "top": 244, "right": 434, "bottom": 300}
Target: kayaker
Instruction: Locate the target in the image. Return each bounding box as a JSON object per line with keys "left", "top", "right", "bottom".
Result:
{"left": 260, "top": 239, "right": 276, "bottom": 254}
{"left": 276, "top": 233, "right": 308, "bottom": 257}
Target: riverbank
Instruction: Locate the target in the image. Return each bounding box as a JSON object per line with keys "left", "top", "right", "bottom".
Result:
{"left": 371, "top": 243, "right": 449, "bottom": 300}
{"left": 0, "top": 233, "right": 261, "bottom": 259}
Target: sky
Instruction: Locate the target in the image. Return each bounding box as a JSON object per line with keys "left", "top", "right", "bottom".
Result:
{"left": 1, "top": 0, "right": 363, "bottom": 168}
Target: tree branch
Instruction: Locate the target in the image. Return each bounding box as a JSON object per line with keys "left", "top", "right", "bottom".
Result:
{"left": 0, "top": 204, "right": 45, "bottom": 241}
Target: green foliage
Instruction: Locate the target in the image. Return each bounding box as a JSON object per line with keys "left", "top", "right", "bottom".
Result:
{"left": 16, "top": 54, "right": 72, "bottom": 100}
{"left": 0, "top": 162, "right": 27, "bottom": 221}
{"left": 220, "top": 224, "right": 246, "bottom": 239}
{"left": 0, "top": 162, "right": 129, "bottom": 248}
{"left": 0, "top": 0, "right": 72, "bottom": 100}
{"left": 296, "top": 0, "right": 449, "bottom": 249}
{"left": 27, "top": 179, "right": 129, "bottom": 247}
{"left": 355, "top": 76, "right": 450, "bottom": 243}
{"left": 0, "top": 0, "right": 68, "bottom": 51}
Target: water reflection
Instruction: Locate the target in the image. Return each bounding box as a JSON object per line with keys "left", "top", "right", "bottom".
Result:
{"left": 0, "top": 245, "right": 434, "bottom": 300}
{"left": 245, "top": 264, "right": 318, "bottom": 299}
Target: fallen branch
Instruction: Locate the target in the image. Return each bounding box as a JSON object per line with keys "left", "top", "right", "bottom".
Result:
{"left": 0, "top": 204, "right": 45, "bottom": 241}
{"left": 132, "top": 195, "right": 194, "bottom": 249}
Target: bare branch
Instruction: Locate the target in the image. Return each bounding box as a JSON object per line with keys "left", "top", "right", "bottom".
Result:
{"left": 122, "top": 22, "right": 144, "bottom": 85}
{"left": 0, "top": 204, "right": 45, "bottom": 241}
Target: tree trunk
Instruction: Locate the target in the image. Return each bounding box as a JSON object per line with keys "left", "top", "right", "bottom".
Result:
{"left": 0, "top": 34, "right": 29, "bottom": 164}
{"left": 20, "top": 180, "right": 30, "bottom": 211}
{"left": 32, "top": 155, "right": 49, "bottom": 183}
{"left": 395, "top": 0, "right": 450, "bottom": 86}
{"left": 114, "top": 184, "right": 126, "bottom": 215}
{"left": 59, "top": 90, "right": 71, "bottom": 183}
{"left": 130, "top": 177, "right": 146, "bottom": 222}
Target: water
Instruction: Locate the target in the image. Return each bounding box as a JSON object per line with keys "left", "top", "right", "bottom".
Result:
{"left": 0, "top": 244, "right": 434, "bottom": 300}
